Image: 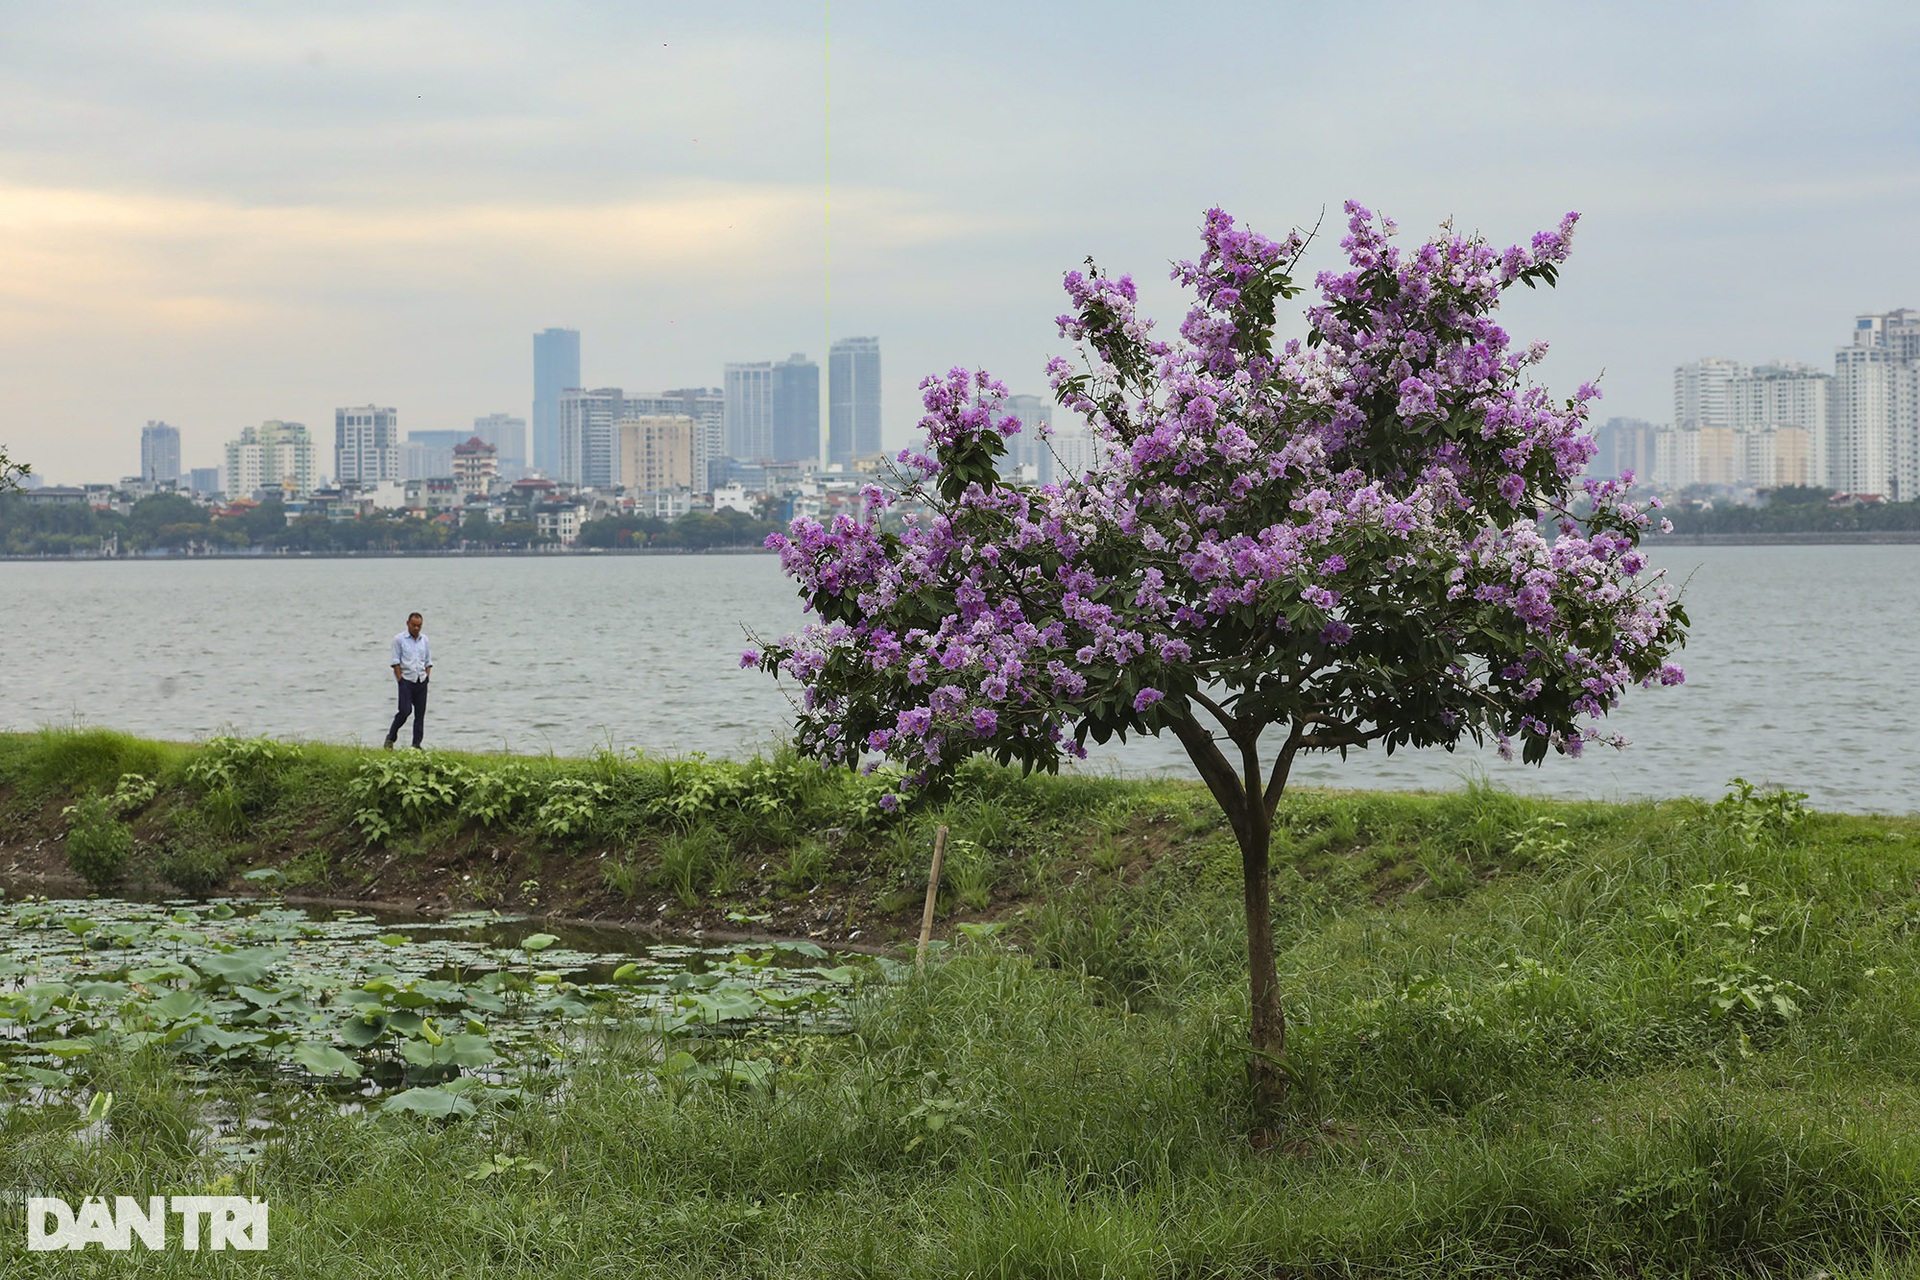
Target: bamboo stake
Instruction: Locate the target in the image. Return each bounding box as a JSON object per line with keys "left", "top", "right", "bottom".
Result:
{"left": 915, "top": 823, "right": 950, "bottom": 973}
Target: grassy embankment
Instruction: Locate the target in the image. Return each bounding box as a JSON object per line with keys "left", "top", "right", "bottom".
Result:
{"left": 5, "top": 727, "right": 1920, "bottom": 1276}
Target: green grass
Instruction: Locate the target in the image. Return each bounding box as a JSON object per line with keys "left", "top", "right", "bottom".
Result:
{"left": 6, "top": 730, "right": 1920, "bottom": 1274}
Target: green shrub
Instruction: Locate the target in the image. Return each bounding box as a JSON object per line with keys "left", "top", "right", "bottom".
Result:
{"left": 464, "top": 763, "right": 538, "bottom": 827}
{"left": 345, "top": 752, "right": 470, "bottom": 843}
{"left": 533, "top": 777, "right": 610, "bottom": 840}
{"left": 158, "top": 840, "right": 232, "bottom": 896}
{"left": 185, "top": 735, "right": 303, "bottom": 831}
{"left": 62, "top": 793, "right": 135, "bottom": 891}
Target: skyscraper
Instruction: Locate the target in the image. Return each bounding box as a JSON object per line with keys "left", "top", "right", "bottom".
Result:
{"left": 557, "top": 387, "right": 623, "bottom": 488}
{"left": 472, "top": 412, "right": 528, "bottom": 479}
{"left": 1729, "top": 363, "right": 1831, "bottom": 489}
{"left": 335, "top": 405, "right": 400, "bottom": 484}
{"left": 617, "top": 415, "right": 696, "bottom": 492}
{"left": 829, "top": 337, "right": 881, "bottom": 466}
{"left": 140, "top": 420, "right": 181, "bottom": 486}
{"left": 225, "top": 421, "right": 316, "bottom": 498}
{"left": 403, "top": 430, "right": 465, "bottom": 481}
{"left": 533, "top": 328, "right": 581, "bottom": 474}
{"left": 1831, "top": 311, "right": 1920, "bottom": 500}
{"left": 724, "top": 363, "right": 774, "bottom": 461}
{"left": 1587, "top": 417, "right": 1658, "bottom": 485}
{"left": 1673, "top": 358, "right": 1748, "bottom": 430}
{"left": 631, "top": 388, "right": 725, "bottom": 491}
{"left": 771, "top": 353, "right": 821, "bottom": 464}
{"left": 1000, "top": 394, "right": 1054, "bottom": 481}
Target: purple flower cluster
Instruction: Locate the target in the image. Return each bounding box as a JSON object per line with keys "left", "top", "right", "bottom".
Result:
{"left": 747, "top": 203, "right": 1687, "bottom": 794}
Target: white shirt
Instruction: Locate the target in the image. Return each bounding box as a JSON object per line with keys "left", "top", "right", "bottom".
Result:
{"left": 392, "top": 632, "right": 432, "bottom": 682}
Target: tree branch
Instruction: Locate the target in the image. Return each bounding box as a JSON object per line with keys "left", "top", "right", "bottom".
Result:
{"left": 1188, "top": 687, "right": 1235, "bottom": 737}
{"left": 1167, "top": 706, "right": 1248, "bottom": 834}
{"left": 1265, "top": 722, "right": 1306, "bottom": 821}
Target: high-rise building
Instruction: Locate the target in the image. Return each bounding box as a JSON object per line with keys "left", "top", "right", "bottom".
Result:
{"left": 618, "top": 415, "right": 696, "bottom": 492}
{"left": 558, "top": 387, "right": 623, "bottom": 488}
{"left": 532, "top": 328, "right": 581, "bottom": 474}
{"left": 140, "top": 421, "right": 181, "bottom": 486}
{"left": 1729, "top": 363, "right": 1831, "bottom": 489}
{"left": 724, "top": 363, "right": 774, "bottom": 462}
{"left": 224, "top": 421, "right": 316, "bottom": 499}
{"left": 452, "top": 437, "right": 499, "bottom": 497}
{"left": 1049, "top": 425, "right": 1107, "bottom": 481}
{"left": 1587, "top": 417, "right": 1659, "bottom": 485}
{"left": 472, "top": 412, "right": 528, "bottom": 479}
{"left": 335, "top": 405, "right": 400, "bottom": 485}
{"left": 1743, "top": 427, "right": 1813, "bottom": 490}
{"left": 1673, "top": 358, "right": 1749, "bottom": 430}
{"left": 828, "top": 337, "right": 882, "bottom": 466}
{"left": 403, "top": 430, "right": 464, "bottom": 481}
{"left": 1834, "top": 310, "right": 1920, "bottom": 499}
{"left": 999, "top": 394, "right": 1054, "bottom": 481}
{"left": 1855, "top": 309, "right": 1920, "bottom": 362}
{"left": 187, "top": 467, "right": 221, "bottom": 497}
{"left": 630, "top": 389, "right": 725, "bottom": 491}
{"left": 770, "top": 353, "right": 821, "bottom": 464}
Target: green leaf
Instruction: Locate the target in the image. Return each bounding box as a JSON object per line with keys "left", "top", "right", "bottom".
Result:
{"left": 292, "top": 1041, "right": 363, "bottom": 1079}
{"left": 146, "top": 990, "right": 208, "bottom": 1023}
{"left": 520, "top": 933, "right": 559, "bottom": 953}
{"left": 196, "top": 948, "right": 283, "bottom": 987}
{"left": 339, "top": 1016, "right": 387, "bottom": 1047}
{"left": 381, "top": 1086, "right": 476, "bottom": 1119}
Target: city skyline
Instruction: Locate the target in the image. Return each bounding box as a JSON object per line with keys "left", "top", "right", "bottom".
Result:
{"left": 3, "top": 4, "right": 1918, "bottom": 484}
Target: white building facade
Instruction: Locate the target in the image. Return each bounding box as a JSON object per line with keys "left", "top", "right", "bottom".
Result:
{"left": 723, "top": 364, "right": 774, "bottom": 463}
{"left": 225, "top": 421, "right": 317, "bottom": 499}
{"left": 335, "top": 405, "right": 400, "bottom": 485}
{"left": 557, "top": 388, "right": 623, "bottom": 489}
{"left": 1832, "top": 310, "right": 1920, "bottom": 499}
{"left": 1728, "top": 362, "right": 1830, "bottom": 488}
{"left": 1673, "top": 358, "right": 1748, "bottom": 430}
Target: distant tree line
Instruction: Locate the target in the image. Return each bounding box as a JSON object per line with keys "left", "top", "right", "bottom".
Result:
{"left": 1660, "top": 488, "right": 1920, "bottom": 535}
{"left": 574, "top": 508, "right": 781, "bottom": 550}
{"left": 0, "top": 495, "right": 540, "bottom": 556}
{"left": 0, "top": 493, "right": 780, "bottom": 556}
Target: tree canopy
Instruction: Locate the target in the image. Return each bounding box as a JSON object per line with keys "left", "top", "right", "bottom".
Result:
{"left": 751, "top": 202, "right": 1688, "bottom": 1119}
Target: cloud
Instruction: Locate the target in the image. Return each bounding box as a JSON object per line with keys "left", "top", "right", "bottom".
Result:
{"left": 0, "top": 179, "right": 999, "bottom": 339}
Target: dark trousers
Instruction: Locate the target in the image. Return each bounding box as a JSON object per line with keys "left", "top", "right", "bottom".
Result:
{"left": 388, "top": 678, "right": 428, "bottom": 747}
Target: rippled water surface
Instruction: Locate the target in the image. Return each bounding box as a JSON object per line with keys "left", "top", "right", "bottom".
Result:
{"left": 6, "top": 546, "right": 1916, "bottom": 812}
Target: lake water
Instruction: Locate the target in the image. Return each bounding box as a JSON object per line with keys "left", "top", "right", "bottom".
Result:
{"left": 4, "top": 546, "right": 1915, "bottom": 813}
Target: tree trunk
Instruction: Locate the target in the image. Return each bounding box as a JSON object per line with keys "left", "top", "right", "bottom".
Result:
{"left": 1232, "top": 800, "right": 1288, "bottom": 1125}
{"left": 1168, "top": 711, "right": 1291, "bottom": 1130}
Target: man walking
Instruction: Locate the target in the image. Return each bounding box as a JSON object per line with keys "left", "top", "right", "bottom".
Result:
{"left": 386, "top": 611, "right": 433, "bottom": 749}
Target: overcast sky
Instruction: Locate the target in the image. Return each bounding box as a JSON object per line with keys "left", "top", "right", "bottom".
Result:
{"left": 4, "top": 0, "right": 1917, "bottom": 483}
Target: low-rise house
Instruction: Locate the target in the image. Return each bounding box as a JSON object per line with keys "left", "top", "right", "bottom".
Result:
{"left": 535, "top": 501, "right": 584, "bottom": 546}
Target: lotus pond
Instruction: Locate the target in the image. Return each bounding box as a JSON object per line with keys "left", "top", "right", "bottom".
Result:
{"left": 0, "top": 891, "right": 868, "bottom": 1129}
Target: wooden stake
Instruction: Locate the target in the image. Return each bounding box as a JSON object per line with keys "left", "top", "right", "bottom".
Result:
{"left": 915, "top": 823, "right": 950, "bottom": 973}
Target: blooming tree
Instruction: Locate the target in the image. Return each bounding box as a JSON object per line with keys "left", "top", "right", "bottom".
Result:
{"left": 748, "top": 203, "right": 1686, "bottom": 1114}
